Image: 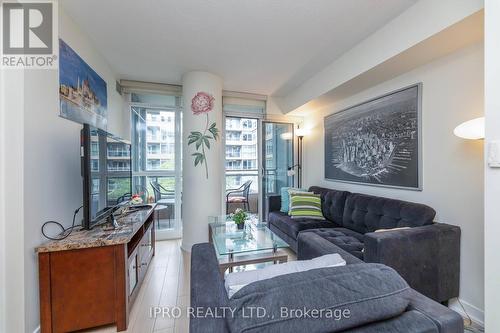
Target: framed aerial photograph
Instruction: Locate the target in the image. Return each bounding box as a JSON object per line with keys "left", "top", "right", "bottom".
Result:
{"left": 324, "top": 84, "right": 422, "bottom": 190}
{"left": 59, "top": 39, "right": 108, "bottom": 129}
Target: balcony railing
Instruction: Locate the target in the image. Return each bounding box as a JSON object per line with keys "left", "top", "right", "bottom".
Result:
{"left": 225, "top": 170, "right": 258, "bottom": 193}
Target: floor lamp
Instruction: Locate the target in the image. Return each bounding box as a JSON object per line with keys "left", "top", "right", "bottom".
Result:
{"left": 287, "top": 128, "right": 308, "bottom": 188}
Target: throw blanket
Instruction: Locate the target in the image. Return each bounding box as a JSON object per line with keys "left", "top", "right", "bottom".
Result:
{"left": 225, "top": 253, "right": 346, "bottom": 298}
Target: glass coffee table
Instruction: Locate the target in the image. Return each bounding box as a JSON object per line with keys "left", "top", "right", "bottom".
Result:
{"left": 208, "top": 215, "right": 289, "bottom": 274}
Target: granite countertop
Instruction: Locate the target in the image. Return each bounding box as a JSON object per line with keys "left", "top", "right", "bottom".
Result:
{"left": 35, "top": 205, "right": 155, "bottom": 253}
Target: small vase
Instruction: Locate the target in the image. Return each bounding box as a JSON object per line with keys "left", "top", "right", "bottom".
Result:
{"left": 236, "top": 222, "right": 245, "bottom": 230}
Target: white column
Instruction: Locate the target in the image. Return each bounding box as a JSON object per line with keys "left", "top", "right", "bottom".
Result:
{"left": 181, "top": 72, "right": 223, "bottom": 251}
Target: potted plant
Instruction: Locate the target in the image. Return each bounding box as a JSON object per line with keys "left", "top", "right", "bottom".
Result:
{"left": 130, "top": 193, "right": 144, "bottom": 205}
{"left": 231, "top": 208, "right": 247, "bottom": 230}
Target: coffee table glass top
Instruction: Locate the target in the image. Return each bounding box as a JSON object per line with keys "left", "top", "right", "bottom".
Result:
{"left": 209, "top": 215, "right": 289, "bottom": 256}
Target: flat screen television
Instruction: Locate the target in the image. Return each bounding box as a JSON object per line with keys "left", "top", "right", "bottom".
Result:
{"left": 81, "top": 124, "right": 132, "bottom": 229}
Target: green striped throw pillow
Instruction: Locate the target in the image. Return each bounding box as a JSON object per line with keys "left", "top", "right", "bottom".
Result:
{"left": 289, "top": 192, "right": 325, "bottom": 220}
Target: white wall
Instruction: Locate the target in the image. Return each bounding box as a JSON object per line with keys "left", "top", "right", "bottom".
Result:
{"left": 302, "top": 42, "right": 485, "bottom": 323}
{"left": 7, "top": 5, "right": 127, "bottom": 332}
{"left": 0, "top": 60, "right": 5, "bottom": 333}
{"left": 484, "top": 0, "right": 500, "bottom": 331}
{"left": 1, "top": 69, "right": 26, "bottom": 333}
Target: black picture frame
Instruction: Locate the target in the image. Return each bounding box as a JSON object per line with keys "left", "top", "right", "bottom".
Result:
{"left": 324, "top": 83, "right": 422, "bottom": 190}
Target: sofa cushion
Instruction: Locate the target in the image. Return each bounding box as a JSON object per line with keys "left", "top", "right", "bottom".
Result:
{"left": 289, "top": 192, "right": 325, "bottom": 220}
{"left": 268, "top": 211, "right": 339, "bottom": 240}
{"left": 280, "top": 187, "right": 307, "bottom": 213}
{"left": 343, "top": 310, "right": 438, "bottom": 333}
{"left": 342, "top": 193, "right": 436, "bottom": 234}
{"left": 302, "top": 228, "right": 365, "bottom": 259}
{"left": 309, "top": 186, "right": 350, "bottom": 224}
{"left": 227, "top": 263, "right": 412, "bottom": 333}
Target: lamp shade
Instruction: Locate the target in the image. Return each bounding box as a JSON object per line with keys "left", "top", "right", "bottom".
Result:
{"left": 287, "top": 169, "right": 296, "bottom": 177}
{"left": 453, "top": 117, "right": 485, "bottom": 140}
{"left": 296, "top": 128, "right": 310, "bottom": 137}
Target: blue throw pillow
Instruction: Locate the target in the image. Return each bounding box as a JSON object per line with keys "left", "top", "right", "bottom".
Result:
{"left": 280, "top": 187, "right": 306, "bottom": 213}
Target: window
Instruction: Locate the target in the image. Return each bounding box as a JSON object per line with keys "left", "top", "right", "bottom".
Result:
{"left": 226, "top": 145, "right": 241, "bottom": 158}
{"left": 108, "top": 143, "right": 130, "bottom": 157}
{"left": 224, "top": 117, "right": 259, "bottom": 199}
{"left": 107, "top": 161, "right": 130, "bottom": 171}
{"left": 91, "top": 179, "right": 99, "bottom": 194}
{"left": 147, "top": 143, "right": 160, "bottom": 155}
{"left": 226, "top": 131, "right": 241, "bottom": 141}
{"left": 242, "top": 133, "right": 253, "bottom": 141}
{"left": 146, "top": 159, "right": 161, "bottom": 170}
{"left": 242, "top": 159, "right": 256, "bottom": 170}
{"left": 142, "top": 111, "right": 176, "bottom": 170}
{"left": 242, "top": 119, "right": 256, "bottom": 129}
{"left": 131, "top": 92, "right": 182, "bottom": 235}
{"left": 91, "top": 142, "right": 99, "bottom": 157}
{"left": 147, "top": 126, "right": 160, "bottom": 141}
{"left": 226, "top": 118, "right": 240, "bottom": 130}
{"left": 225, "top": 160, "right": 241, "bottom": 170}
{"left": 265, "top": 140, "right": 273, "bottom": 157}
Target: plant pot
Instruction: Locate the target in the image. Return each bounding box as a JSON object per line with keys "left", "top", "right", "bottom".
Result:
{"left": 236, "top": 222, "right": 245, "bottom": 230}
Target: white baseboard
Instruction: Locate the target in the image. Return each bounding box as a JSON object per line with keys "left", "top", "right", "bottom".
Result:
{"left": 33, "top": 325, "right": 40, "bottom": 333}
{"left": 449, "top": 298, "right": 484, "bottom": 327}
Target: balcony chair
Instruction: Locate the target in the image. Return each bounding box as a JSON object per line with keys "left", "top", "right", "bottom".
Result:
{"left": 226, "top": 180, "right": 252, "bottom": 213}
{"left": 150, "top": 181, "right": 175, "bottom": 229}
{"left": 134, "top": 185, "right": 151, "bottom": 203}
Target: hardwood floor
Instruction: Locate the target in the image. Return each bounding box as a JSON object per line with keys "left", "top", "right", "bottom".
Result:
{"left": 82, "top": 239, "right": 190, "bottom": 333}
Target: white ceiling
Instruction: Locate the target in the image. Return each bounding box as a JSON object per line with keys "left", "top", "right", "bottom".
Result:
{"left": 61, "top": 0, "right": 416, "bottom": 96}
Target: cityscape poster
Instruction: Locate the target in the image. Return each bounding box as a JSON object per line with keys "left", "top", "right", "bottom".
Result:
{"left": 59, "top": 39, "right": 107, "bottom": 129}
{"left": 324, "top": 84, "right": 421, "bottom": 190}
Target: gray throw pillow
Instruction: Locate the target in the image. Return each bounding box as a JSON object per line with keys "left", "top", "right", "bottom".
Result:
{"left": 227, "top": 263, "right": 411, "bottom": 333}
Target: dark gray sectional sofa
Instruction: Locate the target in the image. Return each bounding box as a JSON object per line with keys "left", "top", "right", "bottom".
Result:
{"left": 268, "top": 186, "right": 461, "bottom": 303}
{"left": 190, "top": 243, "right": 464, "bottom": 333}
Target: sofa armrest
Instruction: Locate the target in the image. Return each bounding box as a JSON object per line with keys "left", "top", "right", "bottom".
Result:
{"left": 190, "top": 243, "right": 229, "bottom": 333}
{"left": 268, "top": 195, "right": 281, "bottom": 213}
{"left": 297, "top": 231, "right": 364, "bottom": 264}
{"left": 364, "top": 223, "right": 460, "bottom": 302}
{"left": 406, "top": 290, "right": 464, "bottom": 333}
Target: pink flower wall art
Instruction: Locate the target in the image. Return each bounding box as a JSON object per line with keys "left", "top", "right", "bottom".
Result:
{"left": 191, "top": 92, "right": 214, "bottom": 115}
{"left": 187, "top": 92, "right": 219, "bottom": 179}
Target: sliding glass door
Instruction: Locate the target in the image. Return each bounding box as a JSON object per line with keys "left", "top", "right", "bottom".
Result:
{"left": 224, "top": 116, "right": 259, "bottom": 215}
{"left": 130, "top": 93, "right": 182, "bottom": 240}
{"left": 224, "top": 116, "right": 293, "bottom": 221}
{"left": 262, "top": 121, "right": 294, "bottom": 220}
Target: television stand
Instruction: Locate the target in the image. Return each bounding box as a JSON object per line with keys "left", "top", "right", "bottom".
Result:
{"left": 36, "top": 205, "right": 156, "bottom": 333}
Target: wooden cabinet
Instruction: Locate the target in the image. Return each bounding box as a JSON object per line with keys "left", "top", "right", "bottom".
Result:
{"left": 128, "top": 246, "right": 139, "bottom": 298}
{"left": 38, "top": 210, "right": 155, "bottom": 333}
